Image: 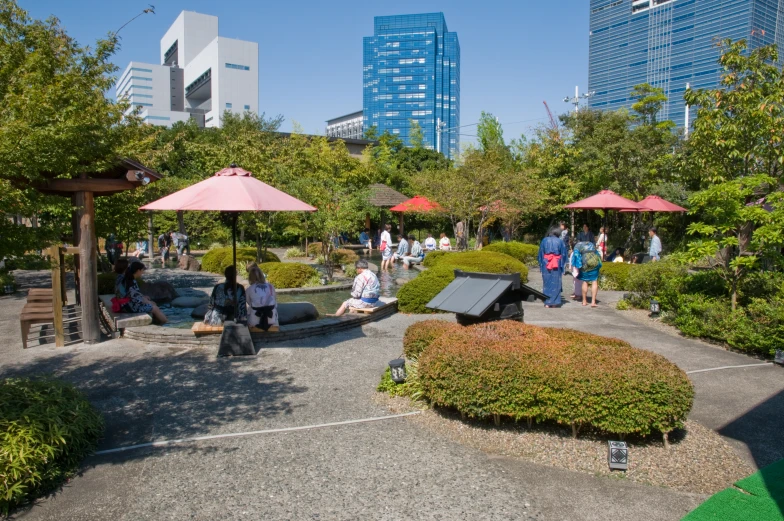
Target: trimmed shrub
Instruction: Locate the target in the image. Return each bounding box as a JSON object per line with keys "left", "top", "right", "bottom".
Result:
{"left": 672, "top": 294, "right": 732, "bottom": 343}
{"left": 403, "top": 320, "right": 459, "bottom": 359}
{"left": 399, "top": 251, "right": 529, "bottom": 314}
{"left": 418, "top": 321, "right": 693, "bottom": 437}
{"left": 1, "top": 378, "right": 104, "bottom": 514}
{"left": 397, "top": 266, "right": 456, "bottom": 314}
{"left": 330, "top": 248, "right": 359, "bottom": 265}
{"left": 259, "top": 262, "right": 317, "bottom": 289}
{"left": 307, "top": 242, "right": 322, "bottom": 256}
{"left": 0, "top": 271, "right": 16, "bottom": 293}
{"left": 202, "top": 247, "right": 280, "bottom": 274}
{"left": 483, "top": 242, "right": 539, "bottom": 265}
{"left": 599, "top": 263, "right": 636, "bottom": 291}
{"left": 377, "top": 363, "right": 422, "bottom": 399}
{"left": 727, "top": 298, "right": 784, "bottom": 356}
{"left": 422, "top": 250, "right": 451, "bottom": 267}
{"left": 625, "top": 260, "right": 687, "bottom": 308}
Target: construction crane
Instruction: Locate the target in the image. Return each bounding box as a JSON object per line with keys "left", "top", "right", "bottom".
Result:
{"left": 543, "top": 101, "right": 560, "bottom": 140}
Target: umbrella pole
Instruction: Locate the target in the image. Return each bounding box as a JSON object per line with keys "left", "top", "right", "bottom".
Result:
{"left": 232, "top": 212, "right": 238, "bottom": 321}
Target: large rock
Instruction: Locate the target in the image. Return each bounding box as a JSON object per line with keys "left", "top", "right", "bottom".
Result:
{"left": 178, "top": 254, "right": 201, "bottom": 272}
{"left": 277, "top": 302, "right": 319, "bottom": 325}
{"left": 171, "top": 296, "right": 208, "bottom": 308}
{"left": 191, "top": 303, "right": 209, "bottom": 319}
{"left": 140, "top": 280, "right": 178, "bottom": 303}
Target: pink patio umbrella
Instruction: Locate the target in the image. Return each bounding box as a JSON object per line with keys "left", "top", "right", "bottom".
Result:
{"left": 389, "top": 195, "right": 442, "bottom": 213}
{"left": 564, "top": 190, "right": 645, "bottom": 239}
{"left": 140, "top": 164, "right": 316, "bottom": 317}
{"left": 635, "top": 195, "right": 687, "bottom": 213}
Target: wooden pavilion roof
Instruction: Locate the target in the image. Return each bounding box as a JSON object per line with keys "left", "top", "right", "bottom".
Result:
{"left": 367, "top": 183, "right": 408, "bottom": 208}
{"left": 37, "top": 158, "right": 162, "bottom": 197}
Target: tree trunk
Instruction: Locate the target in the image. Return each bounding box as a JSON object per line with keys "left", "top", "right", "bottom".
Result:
{"left": 75, "top": 190, "right": 100, "bottom": 344}
{"left": 147, "top": 211, "right": 154, "bottom": 263}
{"left": 177, "top": 210, "right": 185, "bottom": 235}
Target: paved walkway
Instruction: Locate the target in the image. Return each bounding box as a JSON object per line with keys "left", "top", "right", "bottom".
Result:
{"left": 0, "top": 269, "right": 781, "bottom": 520}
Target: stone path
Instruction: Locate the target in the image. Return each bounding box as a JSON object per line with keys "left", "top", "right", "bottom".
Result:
{"left": 0, "top": 268, "right": 781, "bottom": 520}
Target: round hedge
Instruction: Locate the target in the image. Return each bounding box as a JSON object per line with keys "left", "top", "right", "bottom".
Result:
{"left": 201, "top": 247, "right": 280, "bottom": 274}
{"left": 1, "top": 378, "right": 104, "bottom": 514}
{"left": 307, "top": 242, "right": 322, "bottom": 256}
{"left": 482, "top": 242, "right": 539, "bottom": 265}
{"left": 398, "top": 251, "right": 528, "bottom": 314}
{"left": 422, "top": 250, "right": 451, "bottom": 268}
{"left": 403, "top": 319, "right": 459, "bottom": 359}
{"left": 260, "top": 262, "right": 317, "bottom": 288}
{"left": 417, "top": 321, "right": 693, "bottom": 437}
{"left": 330, "top": 248, "right": 359, "bottom": 265}
{"left": 599, "top": 263, "right": 636, "bottom": 291}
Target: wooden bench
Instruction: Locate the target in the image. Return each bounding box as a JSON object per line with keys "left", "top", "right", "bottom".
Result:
{"left": 28, "top": 288, "right": 53, "bottom": 296}
{"left": 191, "top": 322, "right": 279, "bottom": 337}
{"left": 20, "top": 308, "right": 54, "bottom": 349}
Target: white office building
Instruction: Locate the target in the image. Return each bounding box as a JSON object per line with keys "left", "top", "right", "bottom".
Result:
{"left": 117, "top": 11, "right": 258, "bottom": 128}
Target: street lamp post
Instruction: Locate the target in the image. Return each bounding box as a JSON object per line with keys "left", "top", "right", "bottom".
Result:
{"left": 563, "top": 86, "right": 595, "bottom": 113}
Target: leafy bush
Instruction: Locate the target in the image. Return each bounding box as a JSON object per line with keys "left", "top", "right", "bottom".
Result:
{"left": 1, "top": 378, "right": 104, "bottom": 514}
{"left": 403, "top": 320, "right": 459, "bottom": 359}
{"left": 327, "top": 248, "right": 359, "bottom": 266}
{"left": 2, "top": 254, "right": 52, "bottom": 271}
{"left": 377, "top": 363, "right": 423, "bottom": 399}
{"left": 397, "top": 266, "right": 456, "bottom": 314}
{"left": 598, "top": 263, "right": 636, "bottom": 291}
{"left": 259, "top": 262, "right": 317, "bottom": 289}
{"left": 625, "top": 260, "right": 687, "bottom": 308}
{"left": 418, "top": 321, "right": 693, "bottom": 437}
{"left": 658, "top": 270, "right": 727, "bottom": 312}
{"left": 284, "top": 247, "right": 306, "bottom": 259}
{"left": 399, "top": 251, "right": 529, "bottom": 314}
{"left": 97, "top": 272, "right": 117, "bottom": 295}
{"left": 0, "top": 271, "right": 15, "bottom": 293}
{"left": 727, "top": 298, "right": 784, "bottom": 356}
{"left": 616, "top": 299, "right": 632, "bottom": 310}
{"left": 201, "top": 247, "right": 280, "bottom": 274}
{"left": 671, "top": 294, "right": 732, "bottom": 342}
{"left": 483, "top": 242, "right": 539, "bottom": 265}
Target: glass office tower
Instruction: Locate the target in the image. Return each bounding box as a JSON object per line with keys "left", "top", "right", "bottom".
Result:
{"left": 363, "top": 13, "right": 460, "bottom": 159}
{"left": 589, "top": 0, "right": 784, "bottom": 127}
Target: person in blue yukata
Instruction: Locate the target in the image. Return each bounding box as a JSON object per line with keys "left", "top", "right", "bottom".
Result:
{"left": 538, "top": 226, "right": 569, "bottom": 308}
{"left": 648, "top": 227, "right": 662, "bottom": 262}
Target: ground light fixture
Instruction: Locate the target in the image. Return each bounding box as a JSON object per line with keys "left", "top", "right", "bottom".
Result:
{"left": 650, "top": 298, "right": 661, "bottom": 316}
{"left": 389, "top": 358, "right": 407, "bottom": 384}
{"left": 608, "top": 441, "right": 628, "bottom": 471}
{"left": 775, "top": 349, "right": 784, "bottom": 366}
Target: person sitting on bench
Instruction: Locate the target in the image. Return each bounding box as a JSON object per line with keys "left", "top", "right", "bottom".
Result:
{"left": 246, "top": 265, "right": 278, "bottom": 331}
{"left": 121, "top": 262, "right": 167, "bottom": 324}
{"left": 334, "top": 259, "right": 380, "bottom": 316}
{"left": 204, "top": 266, "right": 247, "bottom": 326}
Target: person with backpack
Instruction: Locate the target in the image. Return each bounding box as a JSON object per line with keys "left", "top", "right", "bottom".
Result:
{"left": 573, "top": 241, "right": 603, "bottom": 307}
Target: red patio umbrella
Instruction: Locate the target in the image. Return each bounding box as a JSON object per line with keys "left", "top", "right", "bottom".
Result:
{"left": 140, "top": 164, "right": 316, "bottom": 317}
{"left": 389, "top": 195, "right": 441, "bottom": 213}
{"left": 636, "top": 195, "right": 687, "bottom": 212}
{"left": 564, "top": 190, "right": 645, "bottom": 211}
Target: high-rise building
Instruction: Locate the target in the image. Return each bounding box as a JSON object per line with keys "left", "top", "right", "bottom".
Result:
{"left": 363, "top": 13, "right": 460, "bottom": 159}
{"left": 117, "top": 11, "right": 258, "bottom": 128}
{"left": 588, "top": 0, "right": 784, "bottom": 127}
{"left": 326, "top": 111, "right": 365, "bottom": 140}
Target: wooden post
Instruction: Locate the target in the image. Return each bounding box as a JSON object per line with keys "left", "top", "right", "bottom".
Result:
{"left": 398, "top": 212, "right": 404, "bottom": 236}
{"left": 365, "top": 212, "right": 371, "bottom": 230}
{"left": 72, "top": 197, "right": 81, "bottom": 305}
{"left": 147, "top": 211, "right": 154, "bottom": 262}
{"left": 75, "top": 191, "right": 100, "bottom": 344}
{"left": 49, "top": 245, "right": 65, "bottom": 347}
{"left": 177, "top": 210, "right": 185, "bottom": 234}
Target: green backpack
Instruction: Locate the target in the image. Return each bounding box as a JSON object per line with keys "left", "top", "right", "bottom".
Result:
{"left": 582, "top": 251, "right": 601, "bottom": 271}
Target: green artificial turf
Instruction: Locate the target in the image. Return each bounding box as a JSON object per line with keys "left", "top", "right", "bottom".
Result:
{"left": 682, "top": 459, "right": 784, "bottom": 521}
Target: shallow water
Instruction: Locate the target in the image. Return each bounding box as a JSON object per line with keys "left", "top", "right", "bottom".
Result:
{"left": 159, "top": 252, "right": 420, "bottom": 325}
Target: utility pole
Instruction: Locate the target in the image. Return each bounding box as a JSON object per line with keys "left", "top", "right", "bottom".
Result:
{"left": 563, "top": 86, "right": 595, "bottom": 113}
{"left": 436, "top": 118, "right": 446, "bottom": 154}
{"left": 684, "top": 82, "right": 690, "bottom": 139}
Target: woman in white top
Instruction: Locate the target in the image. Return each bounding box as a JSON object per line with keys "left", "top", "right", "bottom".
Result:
{"left": 439, "top": 233, "right": 451, "bottom": 251}
{"left": 246, "top": 265, "right": 279, "bottom": 331}
{"left": 380, "top": 224, "right": 394, "bottom": 270}
{"left": 596, "top": 226, "right": 608, "bottom": 260}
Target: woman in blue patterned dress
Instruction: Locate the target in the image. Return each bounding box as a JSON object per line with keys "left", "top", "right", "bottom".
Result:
{"left": 122, "top": 262, "right": 168, "bottom": 324}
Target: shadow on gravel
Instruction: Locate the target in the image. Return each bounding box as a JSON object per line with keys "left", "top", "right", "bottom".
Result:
{"left": 0, "top": 350, "right": 308, "bottom": 457}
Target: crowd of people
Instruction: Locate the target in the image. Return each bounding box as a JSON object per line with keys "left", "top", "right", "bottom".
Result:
{"left": 539, "top": 222, "right": 665, "bottom": 308}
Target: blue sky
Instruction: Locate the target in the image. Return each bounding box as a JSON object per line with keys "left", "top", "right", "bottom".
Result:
{"left": 23, "top": 1, "right": 589, "bottom": 144}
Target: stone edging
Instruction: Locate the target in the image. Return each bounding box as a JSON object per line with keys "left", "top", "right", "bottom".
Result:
{"left": 122, "top": 300, "right": 398, "bottom": 348}
{"left": 275, "top": 283, "right": 352, "bottom": 295}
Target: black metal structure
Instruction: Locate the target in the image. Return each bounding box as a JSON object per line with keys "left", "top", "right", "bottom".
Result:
{"left": 426, "top": 270, "right": 548, "bottom": 326}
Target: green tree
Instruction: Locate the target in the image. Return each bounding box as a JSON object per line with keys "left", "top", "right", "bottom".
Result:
{"left": 476, "top": 111, "right": 506, "bottom": 154}
{"left": 409, "top": 119, "right": 424, "bottom": 149}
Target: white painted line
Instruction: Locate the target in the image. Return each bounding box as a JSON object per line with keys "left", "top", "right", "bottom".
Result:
{"left": 94, "top": 411, "right": 422, "bottom": 456}
{"left": 686, "top": 363, "right": 773, "bottom": 375}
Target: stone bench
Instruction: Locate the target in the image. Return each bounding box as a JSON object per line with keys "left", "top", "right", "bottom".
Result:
{"left": 327, "top": 298, "right": 396, "bottom": 317}
{"left": 191, "top": 322, "right": 279, "bottom": 337}
{"left": 99, "top": 294, "right": 153, "bottom": 330}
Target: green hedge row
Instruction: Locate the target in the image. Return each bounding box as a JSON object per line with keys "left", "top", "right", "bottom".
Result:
{"left": 598, "top": 263, "right": 636, "bottom": 291}
{"left": 259, "top": 262, "right": 318, "bottom": 289}
{"left": 482, "top": 242, "right": 539, "bottom": 265}
{"left": 1, "top": 378, "right": 104, "bottom": 514}
{"left": 398, "top": 251, "right": 529, "bottom": 314}
{"left": 417, "top": 320, "right": 694, "bottom": 437}
{"left": 201, "top": 247, "right": 280, "bottom": 274}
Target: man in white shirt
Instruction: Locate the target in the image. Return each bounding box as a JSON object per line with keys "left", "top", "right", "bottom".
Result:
{"left": 403, "top": 235, "right": 425, "bottom": 268}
